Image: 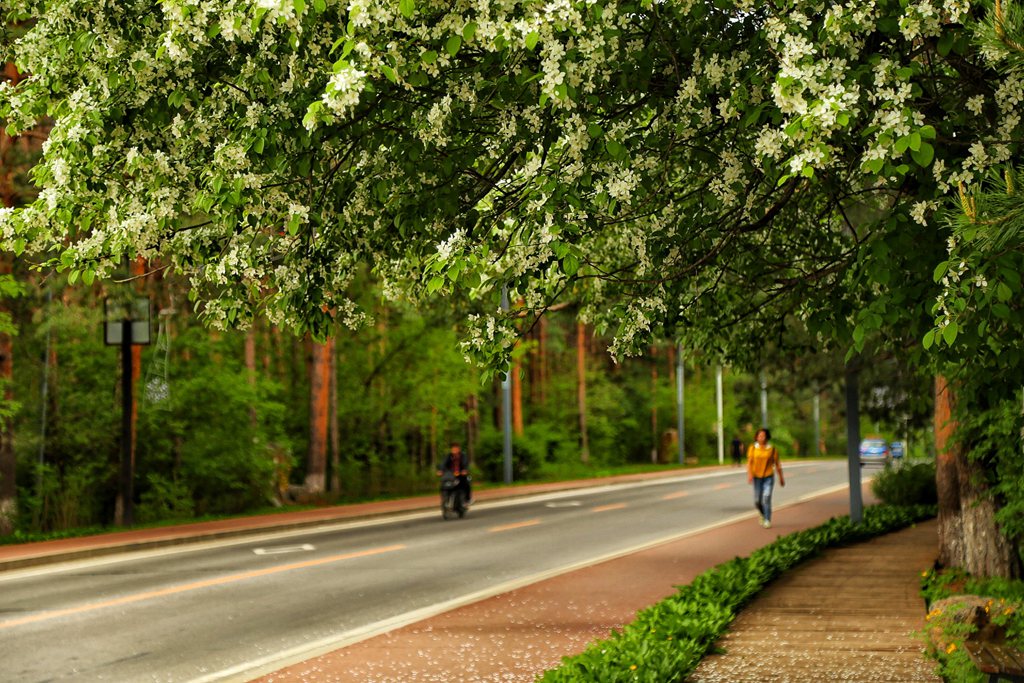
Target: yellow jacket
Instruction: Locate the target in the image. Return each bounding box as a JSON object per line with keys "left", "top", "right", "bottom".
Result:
{"left": 747, "top": 443, "right": 780, "bottom": 479}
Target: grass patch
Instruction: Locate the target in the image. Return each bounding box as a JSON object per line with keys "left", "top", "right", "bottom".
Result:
{"left": 539, "top": 504, "right": 936, "bottom": 683}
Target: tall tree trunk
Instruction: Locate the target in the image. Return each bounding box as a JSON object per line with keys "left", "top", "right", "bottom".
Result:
{"left": 0, "top": 257, "right": 13, "bottom": 535}
{"left": 935, "top": 376, "right": 1021, "bottom": 578}
{"left": 0, "top": 63, "right": 22, "bottom": 535}
{"left": 465, "top": 393, "right": 478, "bottom": 466}
{"left": 245, "top": 327, "right": 258, "bottom": 428}
{"left": 650, "top": 345, "right": 659, "bottom": 463}
{"left": 306, "top": 336, "right": 333, "bottom": 493}
{"left": 538, "top": 316, "right": 548, "bottom": 406}
{"left": 512, "top": 353, "right": 524, "bottom": 436}
{"left": 577, "top": 321, "right": 589, "bottom": 463}
{"left": 329, "top": 345, "right": 340, "bottom": 493}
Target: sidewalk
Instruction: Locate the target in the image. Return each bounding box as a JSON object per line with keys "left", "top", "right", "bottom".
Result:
{"left": 251, "top": 484, "right": 939, "bottom": 683}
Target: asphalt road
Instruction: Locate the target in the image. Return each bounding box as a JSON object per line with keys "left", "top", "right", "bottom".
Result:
{"left": 0, "top": 461, "right": 851, "bottom": 682}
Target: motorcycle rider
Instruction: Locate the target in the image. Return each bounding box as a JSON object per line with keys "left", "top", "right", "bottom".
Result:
{"left": 438, "top": 441, "right": 473, "bottom": 506}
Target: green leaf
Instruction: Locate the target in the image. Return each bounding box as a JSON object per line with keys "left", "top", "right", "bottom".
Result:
{"left": 446, "top": 35, "right": 462, "bottom": 57}
{"left": 919, "top": 125, "right": 936, "bottom": 140}
{"left": 421, "top": 50, "right": 437, "bottom": 64}
{"left": 381, "top": 65, "right": 397, "bottom": 83}
{"left": 933, "top": 261, "right": 948, "bottom": 283}
{"left": 525, "top": 31, "right": 540, "bottom": 51}
{"left": 923, "top": 329, "right": 936, "bottom": 350}
{"left": 462, "top": 22, "right": 477, "bottom": 42}
{"left": 82, "top": 269, "right": 95, "bottom": 286}
{"left": 562, "top": 254, "right": 580, "bottom": 277}
{"left": 996, "top": 282, "right": 1013, "bottom": 302}
{"left": 894, "top": 136, "right": 910, "bottom": 154}
{"left": 399, "top": 0, "right": 414, "bottom": 19}
{"left": 911, "top": 142, "right": 934, "bottom": 167}
{"left": 587, "top": 123, "right": 604, "bottom": 139}
{"left": 942, "top": 321, "right": 959, "bottom": 346}
{"left": 427, "top": 275, "right": 444, "bottom": 293}
{"left": 605, "top": 140, "right": 626, "bottom": 159}
{"left": 908, "top": 132, "right": 922, "bottom": 152}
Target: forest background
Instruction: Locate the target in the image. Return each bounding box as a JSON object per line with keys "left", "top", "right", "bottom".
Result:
{"left": 0, "top": 265, "right": 928, "bottom": 534}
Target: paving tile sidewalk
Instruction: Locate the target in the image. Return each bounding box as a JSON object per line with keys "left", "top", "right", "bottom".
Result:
{"left": 251, "top": 485, "right": 936, "bottom": 683}
{"left": 691, "top": 519, "right": 940, "bottom": 682}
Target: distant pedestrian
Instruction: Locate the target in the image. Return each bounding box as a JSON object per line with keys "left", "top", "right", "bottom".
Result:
{"left": 730, "top": 435, "right": 744, "bottom": 467}
{"left": 747, "top": 428, "right": 785, "bottom": 528}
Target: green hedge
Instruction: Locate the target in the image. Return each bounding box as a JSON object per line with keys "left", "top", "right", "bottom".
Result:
{"left": 538, "top": 504, "right": 937, "bottom": 683}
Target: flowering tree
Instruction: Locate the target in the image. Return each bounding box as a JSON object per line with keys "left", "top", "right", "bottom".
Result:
{"left": 3, "top": 1, "right": 1023, "bottom": 569}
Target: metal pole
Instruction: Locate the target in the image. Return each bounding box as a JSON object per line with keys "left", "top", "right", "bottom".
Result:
{"left": 676, "top": 342, "right": 684, "bottom": 465}
{"left": 500, "top": 286, "right": 513, "bottom": 485}
{"left": 120, "top": 317, "right": 134, "bottom": 526}
{"left": 716, "top": 365, "right": 724, "bottom": 465}
{"left": 845, "top": 361, "right": 863, "bottom": 523}
{"left": 760, "top": 371, "right": 768, "bottom": 427}
{"left": 813, "top": 388, "right": 821, "bottom": 456}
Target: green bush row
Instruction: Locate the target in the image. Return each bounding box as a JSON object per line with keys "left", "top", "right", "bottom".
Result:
{"left": 538, "top": 504, "right": 937, "bottom": 683}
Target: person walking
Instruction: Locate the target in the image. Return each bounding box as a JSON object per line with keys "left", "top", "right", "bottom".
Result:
{"left": 730, "top": 434, "right": 744, "bottom": 467}
{"left": 747, "top": 428, "right": 784, "bottom": 528}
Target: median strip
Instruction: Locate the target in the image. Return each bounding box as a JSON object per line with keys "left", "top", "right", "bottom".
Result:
{"left": 0, "top": 544, "right": 406, "bottom": 630}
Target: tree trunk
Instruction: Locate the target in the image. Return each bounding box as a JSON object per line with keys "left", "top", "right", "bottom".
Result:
{"left": 538, "top": 316, "right": 548, "bottom": 406}
{"left": 306, "top": 336, "right": 333, "bottom": 493}
{"left": 650, "top": 345, "right": 659, "bottom": 463}
{"left": 935, "top": 376, "right": 1021, "bottom": 578}
{"left": 0, "top": 63, "right": 21, "bottom": 535}
{"left": 329, "top": 344, "right": 340, "bottom": 493}
{"left": 0, "top": 257, "right": 13, "bottom": 535}
{"left": 577, "top": 321, "right": 589, "bottom": 463}
{"left": 244, "top": 327, "right": 258, "bottom": 428}
{"left": 512, "top": 353, "right": 524, "bottom": 436}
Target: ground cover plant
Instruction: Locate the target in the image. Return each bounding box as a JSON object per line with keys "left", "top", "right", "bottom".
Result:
{"left": 920, "top": 566, "right": 1024, "bottom": 682}
{"left": 539, "top": 504, "right": 936, "bottom": 683}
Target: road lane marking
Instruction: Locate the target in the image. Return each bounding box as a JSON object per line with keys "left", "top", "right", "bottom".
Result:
{"left": 0, "top": 461, "right": 836, "bottom": 583}
{"left": 200, "top": 478, "right": 860, "bottom": 683}
{"left": 662, "top": 491, "right": 689, "bottom": 500}
{"left": 592, "top": 503, "right": 627, "bottom": 512}
{"left": 714, "top": 483, "right": 734, "bottom": 490}
{"left": 253, "top": 544, "right": 315, "bottom": 555}
{"left": 489, "top": 519, "right": 541, "bottom": 533}
{"left": 545, "top": 501, "right": 583, "bottom": 508}
{"left": 0, "top": 544, "right": 405, "bottom": 630}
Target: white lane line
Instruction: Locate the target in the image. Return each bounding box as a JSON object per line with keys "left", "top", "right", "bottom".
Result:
{"left": 199, "top": 478, "right": 857, "bottom": 683}
{"left": 252, "top": 544, "right": 315, "bottom": 556}
{"left": 1, "top": 461, "right": 844, "bottom": 583}
{"left": 545, "top": 501, "right": 583, "bottom": 508}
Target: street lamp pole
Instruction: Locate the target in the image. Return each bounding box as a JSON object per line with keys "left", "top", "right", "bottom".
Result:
{"left": 119, "top": 315, "right": 134, "bottom": 526}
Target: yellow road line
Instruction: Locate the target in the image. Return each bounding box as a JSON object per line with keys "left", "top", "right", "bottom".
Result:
{"left": 489, "top": 519, "right": 541, "bottom": 533}
{"left": 0, "top": 544, "right": 406, "bottom": 630}
{"left": 592, "top": 503, "right": 627, "bottom": 513}
{"left": 662, "top": 491, "right": 689, "bottom": 500}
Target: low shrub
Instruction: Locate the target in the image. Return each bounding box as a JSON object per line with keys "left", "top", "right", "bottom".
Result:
{"left": 539, "top": 504, "right": 936, "bottom": 683}
{"left": 871, "top": 460, "right": 938, "bottom": 506}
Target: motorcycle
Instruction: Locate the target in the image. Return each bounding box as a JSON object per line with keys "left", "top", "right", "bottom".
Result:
{"left": 439, "top": 471, "right": 467, "bottom": 520}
